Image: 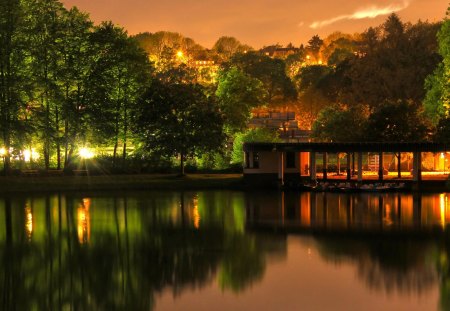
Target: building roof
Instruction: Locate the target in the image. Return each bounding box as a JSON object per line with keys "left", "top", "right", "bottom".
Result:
{"left": 243, "top": 142, "right": 450, "bottom": 153}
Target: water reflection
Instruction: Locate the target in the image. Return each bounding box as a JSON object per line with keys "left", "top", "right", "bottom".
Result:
{"left": 2, "top": 191, "right": 450, "bottom": 310}
{"left": 0, "top": 191, "right": 284, "bottom": 311}
{"left": 247, "top": 192, "right": 450, "bottom": 232}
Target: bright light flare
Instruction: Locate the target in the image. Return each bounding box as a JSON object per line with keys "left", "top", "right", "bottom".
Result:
{"left": 23, "top": 149, "right": 40, "bottom": 162}
{"left": 79, "top": 147, "right": 94, "bottom": 159}
{"left": 0, "top": 147, "right": 6, "bottom": 156}
{"left": 176, "top": 50, "right": 184, "bottom": 58}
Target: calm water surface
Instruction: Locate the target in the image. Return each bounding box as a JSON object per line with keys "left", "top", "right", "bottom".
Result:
{"left": 1, "top": 191, "right": 449, "bottom": 311}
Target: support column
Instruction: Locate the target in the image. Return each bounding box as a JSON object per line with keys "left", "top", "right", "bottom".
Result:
{"left": 413, "top": 151, "right": 422, "bottom": 182}
{"left": 397, "top": 152, "right": 401, "bottom": 178}
{"left": 310, "top": 152, "right": 316, "bottom": 180}
{"left": 346, "top": 152, "right": 351, "bottom": 181}
{"left": 298, "top": 152, "right": 302, "bottom": 177}
{"left": 278, "top": 151, "right": 285, "bottom": 185}
{"left": 323, "top": 152, "right": 328, "bottom": 181}
{"left": 357, "top": 152, "right": 363, "bottom": 182}
{"left": 378, "top": 152, "right": 384, "bottom": 181}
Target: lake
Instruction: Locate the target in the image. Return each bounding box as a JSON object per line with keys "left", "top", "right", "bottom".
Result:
{"left": 0, "top": 190, "right": 449, "bottom": 311}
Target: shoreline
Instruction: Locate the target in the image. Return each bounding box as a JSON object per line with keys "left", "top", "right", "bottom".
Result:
{"left": 0, "top": 174, "right": 448, "bottom": 194}
{"left": 0, "top": 174, "right": 246, "bottom": 193}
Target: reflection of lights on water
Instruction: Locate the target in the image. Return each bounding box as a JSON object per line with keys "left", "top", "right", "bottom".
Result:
{"left": 440, "top": 194, "right": 447, "bottom": 229}
{"left": 383, "top": 203, "right": 393, "bottom": 226}
{"left": 77, "top": 198, "right": 91, "bottom": 243}
{"left": 193, "top": 197, "right": 200, "bottom": 229}
{"left": 25, "top": 204, "right": 33, "bottom": 241}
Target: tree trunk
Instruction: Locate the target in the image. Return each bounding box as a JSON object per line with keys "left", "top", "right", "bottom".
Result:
{"left": 180, "top": 152, "right": 185, "bottom": 175}
{"left": 55, "top": 106, "right": 61, "bottom": 170}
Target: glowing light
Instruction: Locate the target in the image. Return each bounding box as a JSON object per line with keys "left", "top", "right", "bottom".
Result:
{"left": 79, "top": 147, "right": 94, "bottom": 159}
{"left": 25, "top": 204, "right": 33, "bottom": 241}
{"left": 0, "top": 147, "right": 6, "bottom": 156}
{"left": 23, "top": 148, "right": 40, "bottom": 162}
{"left": 440, "top": 194, "right": 447, "bottom": 229}
{"left": 77, "top": 198, "right": 91, "bottom": 244}
{"left": 193, "top": 197, "right": 200, "bottom": 229}
{"left": 441, "top": 153, "right": 445, "bottom": 159}
{"left": 176, "top": 50, "right": 184, "bottom": 58}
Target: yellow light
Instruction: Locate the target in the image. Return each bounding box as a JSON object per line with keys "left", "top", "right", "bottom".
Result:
{"left": 318, "top": 60, "right": 323, "bottom": 65}
{"left": 441, "top": 153, "right": 445, "bottom": 159}
{"left": 0, "top": 147, "right": 6, "bottom": 156}
{"left": 25, "top": 204, "right": 33, "bottom": 241}
{"left": 23, "top": 148, "right": 40, "bottom": 162}
{"left": 176, "top": 50, "right": 184, "bottom": 58}
{"left": 79, "top": 147, "right": 94, "bottom": 159}
{"left": 306, "top": 55, "right": 310, "bottom": 60}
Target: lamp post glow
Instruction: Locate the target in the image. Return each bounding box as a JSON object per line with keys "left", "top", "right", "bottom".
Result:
{"left": 79, "top": 147, "right": 94, "bottom": 159}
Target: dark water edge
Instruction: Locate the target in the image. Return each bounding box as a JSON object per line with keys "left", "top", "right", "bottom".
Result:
{"left": 1, "top": 190, "right": 449, "bottom": 311}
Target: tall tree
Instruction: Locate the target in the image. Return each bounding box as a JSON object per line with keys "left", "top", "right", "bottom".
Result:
{"left": 307, "top": 35, "right": 324, "bottom": 60}
{"left": 216, "top": 67, "right": 266, "bottom": 134}
{"left": 134, "top": 80, "right": 225, "bottom": 175}
{"left": 27, "top": 0, "right": 65, "bottom": 169}
{"left": 88, "top": 22, "right": 151, "bottom": 168}
{"left": 0, "top": 0, "right": 30, "bottom": 172}
{"left": 424, "top": 7, "right": 450, "bottom": 124}
{"left": 57, "top": 7, "right": 93, "bottom": 168}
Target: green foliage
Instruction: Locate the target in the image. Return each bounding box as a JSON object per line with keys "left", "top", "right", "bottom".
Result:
{"left": 312, "top": 106, "right": 366, "bottom": 142}
{"left": 364, "top": 101, "right": 430, "bottom": 142}
{"left": 231, "top": 128, "right": 280, "bottom": 164}
{"left": 228, "top": 52, "right": 297, "bottom": 102}
{"left": 435, "top": 117, "right": 450, "bottom": 143}
{"left": 216, "top": 67, "right": 266, "bottom": 134}
{"left": 134, "top": 79, "right": 225, "bottom": 174}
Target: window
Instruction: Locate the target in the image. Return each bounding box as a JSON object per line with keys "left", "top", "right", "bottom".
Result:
{"left": 286, "top": 152, "right": 296, "bottom": 168}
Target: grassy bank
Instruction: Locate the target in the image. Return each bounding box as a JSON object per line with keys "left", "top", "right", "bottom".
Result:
{"left": 0, "top": 174, "right": 245, "bottom": 193}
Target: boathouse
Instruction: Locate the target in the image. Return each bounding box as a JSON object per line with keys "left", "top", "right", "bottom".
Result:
{"left": 243, "top": 142, "right": 450, "bottom": 186}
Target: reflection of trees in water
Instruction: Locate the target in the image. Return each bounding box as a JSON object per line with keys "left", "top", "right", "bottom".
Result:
{"left": 0, "top": 192, "right": 285, "bottom": 310}
{"left": 315, "top": 236, "right": 438, "bottom": 296}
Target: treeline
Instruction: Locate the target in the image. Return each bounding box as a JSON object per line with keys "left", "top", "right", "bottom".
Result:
{"left": 0, "top": 0, "right": 151, "bottom": 173}
{"left": 0, "top": 0, "right": 448, "bottom": 174}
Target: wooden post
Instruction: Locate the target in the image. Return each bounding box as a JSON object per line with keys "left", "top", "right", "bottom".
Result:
{"left": 397, "top": 152, "right": 401, "bottom": 178}
{"left": 278, "top": 151, "right": 285, "bottom": 186}
{"left": 346, "top": 152, "right": 351, "bottom": 181}
{"left": 357, "top": 152, "right": 363, "bottom": 182}
{"left": 322, "top": 152, "right": 328, "bottom": 181}
{"left": 378, "top": 152, "right": 384, "bottom": 181}
{"left": 310, "top": 152, "right": 316, "bottom": 180}
{"left": 413, "top": 151, "right": 422, "bottom": 182}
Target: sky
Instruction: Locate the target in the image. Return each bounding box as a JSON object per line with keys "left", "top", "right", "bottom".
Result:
{"left": 61, "top": 0, "right": 448, "bottom": 48}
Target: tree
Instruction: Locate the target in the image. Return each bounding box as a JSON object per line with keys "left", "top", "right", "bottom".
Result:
{"left": 216, "top": 67, "right": 266, "bottom": 134}
{"left": 57, "top": 7, "right": 94, "bottom": 168}
{"left": 134, "top": 80, "right": 225, "bottom": 175}
{"left": 27, "top": 0, "right": 65, "bottom": 169}
{"left": 0, "top": 0, "right": 30, "bottom": 172}
{"left": 307, "top": 35, "right": 323, "bottom": 60}
{"left": 229, "top": 52, "right": 297, "bottom": 103}
{"left": 312, "top": 106, "right": 366, "bottom": 142}
{"left": 424, "top": 7, "right": 450, "bottom": 124}
{"left": 212, "top": 36, "right": 250, "bottom": 60}
{"left": 87, "top": 22, "right": 151, "bottom": 168}
{"left": 364, "top": 101, "right": 430, "bottom": 142}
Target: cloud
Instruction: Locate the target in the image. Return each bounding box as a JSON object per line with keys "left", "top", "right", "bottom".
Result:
{"left": 309, "top": 0, "right": 411, "bottom": 29}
